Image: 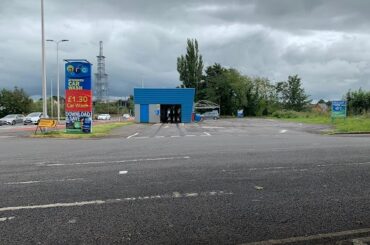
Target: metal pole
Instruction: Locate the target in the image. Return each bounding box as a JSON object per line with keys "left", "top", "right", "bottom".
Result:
{"left": 41, "top": 0, "right": 47, "bottom": 117}
{"left": 50, "top": 79, "right": 53, "bottom": 118}
{"left": 56, "top": 42, "right": 60, "bottom": 123}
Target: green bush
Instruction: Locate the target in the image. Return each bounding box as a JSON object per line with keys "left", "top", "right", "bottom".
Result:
{"left": 271, "top": 110, "right": 299, "bottom": 118}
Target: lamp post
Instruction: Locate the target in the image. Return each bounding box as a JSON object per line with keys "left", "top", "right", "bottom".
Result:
{"left": 46, "top": 39, "right": 69, "bottom": 123}
{"left": 41, "top": 0, "right": 47, "bottom": 117}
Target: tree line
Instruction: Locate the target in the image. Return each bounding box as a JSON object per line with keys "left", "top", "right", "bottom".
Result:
{"left": 346, "top": 89, "right": 370, "bottom": 115}
{"left": 177, "top": 39, "right": 311, "bottom": 116}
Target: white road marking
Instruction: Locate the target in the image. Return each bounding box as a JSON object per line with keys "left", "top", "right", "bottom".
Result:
{"left": 155, "top": 136, "right": 165, "bottom": 138}
{"left": 185, "top": 193, "right": 199, "bottom": 197}
{"left": 0, "top": 216, "right": 15, "bottom": 222}
{"left": 203, "top": 132, "right": 211, "bottom": 136}
{"left": 164, "top": 125, "right": 169, "bottom": 128}
{"left": 0, "top": 190, "right": 233, "bottom": 213}
{"left": 279, "top": 129, "right": 287, "bottom": 133}
{"left": 171, "top": 136, "right": 180, "bottom": 138}
{"left": 4, "top": 178, "right": 85, "bottom": 185}
{"left": 127, "top": 133, "right": 138, "bottom": 139}
{"left": 244, "top": 228, "right": 370, "bottom": 245}
{"left": 119, "top": 171, "right": 128, "bottom": 175}
{"left": 68, "top": 218, "right": 77, "bottom": 224}
{"left": 247, "top": 161, "right": 370, "bottom": 172}
{"left": 317, "top": 161, "right": 370, "bottom": 167}
{"left": 0, "top": 136, "right": 16, "bottom": 139}
{"left": 40, "top": 156, "right": 191, "bottom": 167}
{"left": 172, "top": 192, "right": 182, "bottom": 198}
{"left": 185, "top": 135, "right": 196, "bottom": 137}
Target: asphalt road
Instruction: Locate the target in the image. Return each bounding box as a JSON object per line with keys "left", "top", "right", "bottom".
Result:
{"left": 0, "top": 118, "right": 369, "bottom": 244}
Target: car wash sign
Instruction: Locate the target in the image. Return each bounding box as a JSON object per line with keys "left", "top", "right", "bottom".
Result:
{"left": 65, "top": 59, "right": 92, "bottom": 133}
{"left": 331, "top": 100, "right": 347, "bottom": 118}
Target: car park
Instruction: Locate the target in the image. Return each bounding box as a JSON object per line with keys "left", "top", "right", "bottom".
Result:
{"left": 0, "top": 114, "right": 25, "bottom": 125}
{"left": 201, "top": 110, "right": 220, "bottom": 120}
{"left": 97, "top": 114, "right": 111, "bottom": 120}
{"left": 23, "top": 112, "right": 44, "bottom": 125}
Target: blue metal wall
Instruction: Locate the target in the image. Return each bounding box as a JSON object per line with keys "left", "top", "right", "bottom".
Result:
{"left": 134, "top": 88, "right": 195, "bottom": 123}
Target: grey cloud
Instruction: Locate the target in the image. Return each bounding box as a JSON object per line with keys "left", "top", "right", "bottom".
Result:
{"left": 1, "top": 0, "right": 370, "bottom": 101}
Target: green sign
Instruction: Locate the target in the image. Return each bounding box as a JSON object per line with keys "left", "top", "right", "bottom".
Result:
{"left": 331, "top": 101, "right": 347, "bottom": 118}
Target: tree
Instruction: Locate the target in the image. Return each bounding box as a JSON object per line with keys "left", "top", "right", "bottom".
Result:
{"left": 346, "top": 88, "right": 370, "bottom": 115}
{"left": 277, "top": 75, "right": 311, "bottom": 111}
{"left": 0, "top": 87, "right": 32, "bottom": 117}
{"left": 177, "top": 39, "right": 203, "bottom": 100}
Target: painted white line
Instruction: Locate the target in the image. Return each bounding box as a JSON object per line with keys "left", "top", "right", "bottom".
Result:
{"left": 0, "top": 190, "right": 233, "bottom": 213}
{"left": 4, "top": 178, "right": 85, "bottom": 185}
{"left": 155, "top": 136, "right": 165, "bottom": 138}
{"left": 248, "top": 161, "right": 370, "bottom": 172}
{"left": 164, "top": 125, "right": 169, "bottom": 128}
{"left": 203, "top": 132, "right": 211, "bottom": 136}
{"left": 127, "top": 133, "right": 138, "bottom": 139}
{"left": 171, "top": 135, "right": 180, "bottom": 138}
{"left": 119, "top": 171, "right": 128, "bottom": 175}
{"left": 0, "top": 216, "right": 15, "bottom": 222}
{"left": 41, "top": 156, "right": 191, "bottom": 167}
{"left": 244, "top": 228, "right": 370, "bottom": 245}
{"left": 185, "top": 193, "right": 199, "bottom": 197}
{"left": 279, "top": 129, "right": 287, "bottom": 133}
{"left": 68, "top": 218, "right": 77, "bottom": 224}
{"left": 317, "top": 161, "right": 370, "bottom": 167}
{"left": 0, "top": 136, "right": 16, "bottom": 139}
{"left": 172, "top": 192, "right": 182, "bottom": 198}
{"left": 134, "top": 136, "right": 149, "bottom": 139}
{"left": 185, "top": 135, "right": 196, "bottom": 137}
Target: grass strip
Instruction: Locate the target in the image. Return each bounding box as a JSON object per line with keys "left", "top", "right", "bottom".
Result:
{"left": 274, "top": 115, "right": 370, "bottom": 133}
{"left": 32, "top": 122, "right": 133, "bottom": 138}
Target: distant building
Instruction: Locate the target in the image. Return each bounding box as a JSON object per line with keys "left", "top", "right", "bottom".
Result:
{"left": 313, "top": 103, "right": 329, "bottom": 113}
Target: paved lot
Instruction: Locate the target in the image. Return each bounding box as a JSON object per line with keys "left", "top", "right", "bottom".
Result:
{"left": 0, "top": 118, "right": 369, "bottom": 244}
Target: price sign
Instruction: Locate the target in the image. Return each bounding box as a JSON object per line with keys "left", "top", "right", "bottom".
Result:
{"left": 65, "top": 60, "right": 93, "bottom": 133}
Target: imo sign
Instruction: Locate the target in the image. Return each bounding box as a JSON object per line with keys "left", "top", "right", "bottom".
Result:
{"left": 67, "top": 64, "right": 89, "bottom": 75}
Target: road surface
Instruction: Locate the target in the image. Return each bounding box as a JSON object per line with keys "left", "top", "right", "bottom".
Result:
{"left": 0, "top": 119, "right": 369, "bottom": 244}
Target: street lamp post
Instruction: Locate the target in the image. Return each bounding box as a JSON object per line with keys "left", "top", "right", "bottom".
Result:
{"left": 46, "top": 39, "right": 69, "bottom": 123}
{"left": 41, "top": 0, "right": 47, "bottom": 117}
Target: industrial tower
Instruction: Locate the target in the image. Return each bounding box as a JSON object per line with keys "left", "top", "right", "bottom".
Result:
{"left": 94, "top": 41, "right": 108, "bottom": 102}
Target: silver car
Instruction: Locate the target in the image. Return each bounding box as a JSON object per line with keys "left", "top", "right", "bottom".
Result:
{"left": 0, "top": 114, "right": 25, "bottom": 125}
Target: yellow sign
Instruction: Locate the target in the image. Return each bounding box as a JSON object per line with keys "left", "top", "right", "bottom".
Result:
{"left": 38, "top": 119, "right": 57, "bottom": 128}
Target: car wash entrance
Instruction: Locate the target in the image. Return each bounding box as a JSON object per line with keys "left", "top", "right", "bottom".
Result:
{"left": 134, "top": 88, "right": 195, "bottom": 124}
{"left": 160, "top": 104, "right": 181, "bottom": 123}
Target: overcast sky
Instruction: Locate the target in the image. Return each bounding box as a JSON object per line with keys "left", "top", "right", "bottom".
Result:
{"left": 1, "top": 0, "right": 370, "bottom": 101}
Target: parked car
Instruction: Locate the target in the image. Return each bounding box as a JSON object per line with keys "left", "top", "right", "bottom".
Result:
{"left": 201, "top": 110, "right": 220, "bottom": 120}
{"left": 122, "top": 113, "right": 131, "bottom": 120}
{"left": 0, "top": 114, "right": 25, "bottom": 125}
{"left": 97, "top": 114, "right": 111, "bottom": 120}
{"left": 23, "top": 112, "right": 45, "bottom": 125}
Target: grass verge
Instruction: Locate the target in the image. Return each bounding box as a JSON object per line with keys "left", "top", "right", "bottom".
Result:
{"left": 32, "top": 122, "right": 133, "bottom": 139}
{"left": 272, "top": 113, "right": 370, "bottom": 133}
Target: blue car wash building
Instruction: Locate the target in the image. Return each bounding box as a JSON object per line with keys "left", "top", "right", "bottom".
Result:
{"left": 134, "top": 88, "right": 195, "bottom": 123}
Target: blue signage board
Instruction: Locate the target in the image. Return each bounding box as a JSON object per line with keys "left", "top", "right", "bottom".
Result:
{"left": 65, "top": 61, "right": 92, "bottom": 90}
{"left": 65, "top": 59, "right": 93, "bottom": 133}
{"left": 331, "top": 100, "right": 347, "bottom": 118}
{"left": 237, "top": 109, "right": 244, "bottom": 118}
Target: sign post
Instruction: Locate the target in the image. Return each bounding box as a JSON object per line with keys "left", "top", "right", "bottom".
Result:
{"left": 331, "top": 100, "right": 347, "bottom": 123}
{"left": 64, "top": 59, "right": 93, "bottom": 133}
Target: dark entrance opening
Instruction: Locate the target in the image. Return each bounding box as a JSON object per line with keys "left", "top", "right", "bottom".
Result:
{"left": 160, "top": 104, "right": 181, "bottom": 123}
